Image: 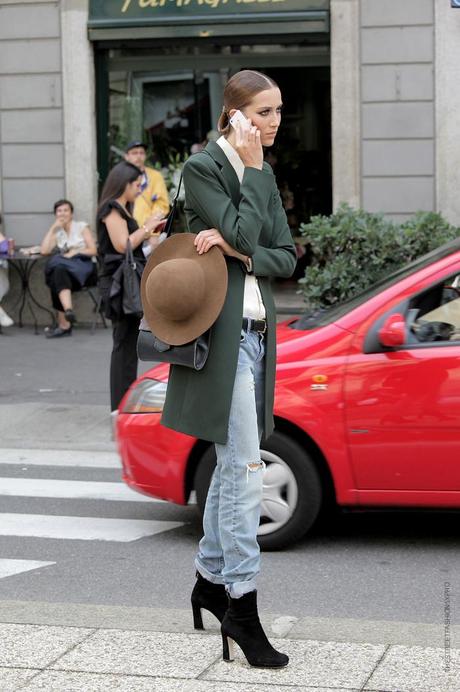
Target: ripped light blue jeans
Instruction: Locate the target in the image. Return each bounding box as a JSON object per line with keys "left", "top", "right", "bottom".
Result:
{"left": 195, "top": 325, "right": 266, "bottom": 598}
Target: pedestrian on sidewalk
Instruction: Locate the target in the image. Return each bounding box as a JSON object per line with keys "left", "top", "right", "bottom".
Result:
{"left": 124, "top": 141, "right": 170, "bottom": 227}
{"left": 96, "top": 161, "right": 165, "bottom": 413}
{"left": 40, "top": 200, "right": 97, "bottom": 338}
{"left": 161, "top": 70, "right": 297, "bottom": 668}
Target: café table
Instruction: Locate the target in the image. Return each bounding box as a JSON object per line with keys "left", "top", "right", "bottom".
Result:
{"left": 1, "top": 251, "right": 56, "bottom": 334}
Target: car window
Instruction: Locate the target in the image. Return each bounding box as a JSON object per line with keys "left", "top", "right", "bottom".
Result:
{"left": 409, "top": 273, "right": 460, "bottom": 343}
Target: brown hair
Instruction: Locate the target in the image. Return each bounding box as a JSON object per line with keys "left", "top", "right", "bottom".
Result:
{"left": 96, "top": 161, "right": 142, "bottom": 220}
{"left": 217, "top": 70, "right": 279, "bottom": 135}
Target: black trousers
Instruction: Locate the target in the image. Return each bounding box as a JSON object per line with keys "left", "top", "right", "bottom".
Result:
{"left": 45, "top": 266, "right": 80, "bottom": 311}
{"left": 110, "top": 314, "right": 140, "bottom": 411}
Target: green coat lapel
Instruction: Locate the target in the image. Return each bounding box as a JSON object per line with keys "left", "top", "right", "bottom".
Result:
{"left": 204, "top": 141, "right": 241, "bottom": 208}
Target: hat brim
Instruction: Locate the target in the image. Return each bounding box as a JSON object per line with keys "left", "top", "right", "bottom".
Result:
{"left": 141, "top": 234, "right": 228, "bottom": 346}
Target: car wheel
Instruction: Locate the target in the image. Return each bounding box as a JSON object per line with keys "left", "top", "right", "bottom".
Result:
{"left": 193, "top": 430, "right": 323, "bottom": 550}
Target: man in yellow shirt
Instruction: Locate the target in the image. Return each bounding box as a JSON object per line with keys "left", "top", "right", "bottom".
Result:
{"left": 124, "top": 141, "right": 169, "bottom": 227}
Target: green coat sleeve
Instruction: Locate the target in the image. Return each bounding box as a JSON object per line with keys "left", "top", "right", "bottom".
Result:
{"left": 183, "top": 156, "right": 273, "bottom": 256}
{"left": 251, "top": 188, "right": 297, "bottom": 279}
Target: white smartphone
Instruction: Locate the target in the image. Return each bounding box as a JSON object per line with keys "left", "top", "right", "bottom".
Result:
{"left": 229, "top": 109, "right": 251, "bottom": 132}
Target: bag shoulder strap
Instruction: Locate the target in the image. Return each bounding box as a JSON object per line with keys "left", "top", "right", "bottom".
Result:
{"left": 164, "top": 172, "right": 183, "bottom": 239}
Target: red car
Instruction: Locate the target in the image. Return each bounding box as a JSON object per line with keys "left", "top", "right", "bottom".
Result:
{"left": 117, "top": 239, "right": 460, "bottom": 549}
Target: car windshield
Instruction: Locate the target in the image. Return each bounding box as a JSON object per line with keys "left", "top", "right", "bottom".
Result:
{"left": 291, "top": 237, "right": 460, "bottom": 331}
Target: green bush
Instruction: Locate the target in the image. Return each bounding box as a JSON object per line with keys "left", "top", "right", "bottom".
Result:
{"left": 298, "top": 204, "right": 459, "bottom": 308}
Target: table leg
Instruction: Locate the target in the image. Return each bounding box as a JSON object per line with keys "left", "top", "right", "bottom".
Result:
{"left": 8, "top": 260, "right": 27, "bottom": 328}
{"left": 9, "top": 259, "right": 56, "bottom": 334}
{"left": 24, "top": 261, "right": 56, "bottom": 334}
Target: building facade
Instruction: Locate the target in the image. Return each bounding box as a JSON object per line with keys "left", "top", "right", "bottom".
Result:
{"left": 1, "top": 0, "right": 460, "bottom": 247}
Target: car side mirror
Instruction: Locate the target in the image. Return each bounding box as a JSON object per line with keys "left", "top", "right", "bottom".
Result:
{"left": 378, "top": 313, "right": 406, "bottom": 348}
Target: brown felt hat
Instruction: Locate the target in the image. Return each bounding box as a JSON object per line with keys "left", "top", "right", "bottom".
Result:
{"left": 141, "top": 233, "right": 228, "bottom": 346}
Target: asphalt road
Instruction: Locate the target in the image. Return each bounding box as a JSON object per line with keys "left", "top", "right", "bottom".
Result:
{"left": 0, "top": 448, "right": 459, "bottom": 625}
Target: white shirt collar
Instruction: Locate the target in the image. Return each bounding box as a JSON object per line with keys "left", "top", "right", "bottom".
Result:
{"left": 216, "top": 136, "right": 244, "bottom": 184}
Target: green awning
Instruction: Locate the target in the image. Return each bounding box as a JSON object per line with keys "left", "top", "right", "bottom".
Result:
{"left": 88, "top": 0, "right": 330, "bottom": 40}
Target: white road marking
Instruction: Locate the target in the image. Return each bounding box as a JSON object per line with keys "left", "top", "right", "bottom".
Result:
{"left": 0, "top": 514, "right": 184, "bottom": 542}
{"left": 0, "top": 449, "right": 121, "bottom": 468}
{"left": 0, "top": 478, "right": 165, "bottom": 503}
{"left": 0, "top": 559, "right": 55, "bottom": 579}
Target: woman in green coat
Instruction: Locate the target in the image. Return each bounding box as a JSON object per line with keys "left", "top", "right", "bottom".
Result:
{"left": 162, "top": 70, "right": 296, "bottom": 668}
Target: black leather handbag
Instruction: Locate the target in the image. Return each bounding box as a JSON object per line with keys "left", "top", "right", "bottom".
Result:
{"left": 137, "top": 328, "right": 211, "bottom": 370}
{"left": 137, "top": 172, "right": 212, "bottom": 371}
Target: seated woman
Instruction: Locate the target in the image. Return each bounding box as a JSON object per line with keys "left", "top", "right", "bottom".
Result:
{"left": 0, "top": 215, "right": 14, "bottom": 328}
{"left": 41, "top": 199, "right": 97, "bottom": 338}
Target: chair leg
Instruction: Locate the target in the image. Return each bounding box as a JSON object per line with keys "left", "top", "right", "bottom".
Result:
{"left": 97, "top": 294, "right": 108, "bottom": 329}
{"left": 86, "top": 287, "right": 107, "bottom": 333}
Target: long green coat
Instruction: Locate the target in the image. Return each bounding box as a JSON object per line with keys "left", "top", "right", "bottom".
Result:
{"left": 161, "top": 141, "right": 297, "bottom": 444}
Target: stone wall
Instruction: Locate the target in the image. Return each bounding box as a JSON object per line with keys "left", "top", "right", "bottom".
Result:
{"left": 0, "top": 0, "right": 65, "bottom": 244}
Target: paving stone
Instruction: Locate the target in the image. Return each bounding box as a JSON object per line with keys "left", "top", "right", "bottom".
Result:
{"left": 50, "top": 630, "right": 221, "bottom": 678}
{"left": 0, "top": 623, "right": 94, "bottom": 669}
{"left": 364, "top": 644, "right": 460, "bottom": 692}
{"left": 203, "top": 638, "right": 385, "bottom": 688}
{"left": 0, "top": 668, "right": 40, "bottom": 691}
{"left": 21, "top": 670, "right": 343, "bottom": 691}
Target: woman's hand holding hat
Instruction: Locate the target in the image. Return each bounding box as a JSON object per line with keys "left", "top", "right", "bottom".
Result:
{"left": 194, "top": 228, "right": 249, "bottom": 266}
{"left": 195, "top": 228, "right": 241, "bottom": 258}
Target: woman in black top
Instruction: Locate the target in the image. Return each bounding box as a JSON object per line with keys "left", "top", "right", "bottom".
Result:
{"left": 97, "top": 161, "right": 166, "bottom": 412}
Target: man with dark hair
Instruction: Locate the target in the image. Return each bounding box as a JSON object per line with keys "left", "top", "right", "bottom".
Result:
{"left": 124, "top": 141, "right": 169, "bottom": 227}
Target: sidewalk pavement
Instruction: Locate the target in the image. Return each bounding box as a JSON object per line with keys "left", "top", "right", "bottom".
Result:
{"left": 1, "top": 602, "right": 459, "bottom": 691}
{"left": 1, "top": 281, "right": 459, "bottom": 691}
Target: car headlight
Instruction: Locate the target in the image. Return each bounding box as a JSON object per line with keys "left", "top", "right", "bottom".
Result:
{"left": 121, "top": 379, "right": 167, "bottom": 413}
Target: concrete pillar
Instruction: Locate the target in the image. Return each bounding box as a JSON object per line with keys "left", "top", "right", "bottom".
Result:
{"left": 434, "top": 2, "right": 460, "bottom": 225}
{"left": 330, "top": 0, "right": 361, "bottom": 209}
{"left": 60, "top": 0, "right": 98, "bottom": 227}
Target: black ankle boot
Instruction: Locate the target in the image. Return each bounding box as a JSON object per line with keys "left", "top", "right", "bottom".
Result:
{"left": 191, "top": 571, "right": 228, "bottom": 630}
{"left": 221, "top": 590, "right": 289, "bottom": 668}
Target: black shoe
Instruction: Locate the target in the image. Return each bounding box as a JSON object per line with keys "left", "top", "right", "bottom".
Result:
{"left": 45, "top": 326, "right": 72, "bottom": 339}
{"left": 64, "top": 309, "right": 76, "bottom": 325}
{"left": 191, "top": 571, "right": 228, "bottom": 630}
{"left": 221, "top": 590, "right": 289, "bottom": 668}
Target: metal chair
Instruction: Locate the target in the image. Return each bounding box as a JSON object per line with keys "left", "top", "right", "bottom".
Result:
{"left": 81, "top": 258, "right": 107, "bottom": 334}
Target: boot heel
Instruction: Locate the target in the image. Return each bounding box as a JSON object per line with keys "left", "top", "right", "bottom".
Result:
{"left": 192, "top": 603, "right": 204, "bottom": 630}
{"left": 222, "top": 633, "right": 235, "bottom": 662}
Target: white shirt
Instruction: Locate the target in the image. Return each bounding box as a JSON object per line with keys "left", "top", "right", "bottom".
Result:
{"left": 216, "top": 136, "right": 266, "bottom": 320}
{"left": 56, "top": 221, "right": 88, "bottom": 253}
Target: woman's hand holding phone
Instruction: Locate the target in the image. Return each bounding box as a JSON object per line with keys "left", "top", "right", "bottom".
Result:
{"left": 144, "top": 214, "right": 167, "bottom": 236}
{"left": 230, "top": 110, "right": 263, "bottom": 171}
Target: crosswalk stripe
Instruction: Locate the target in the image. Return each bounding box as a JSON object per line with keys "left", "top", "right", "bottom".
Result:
{"left": 0, "top": 559, "right": 55, "bottom": 579}
{"left": 0, "top": 514, "right": 184, "bottom": 542}
{"left": 0, "top": 478, "right": 164, "bottom": 503}
{"left": 0, "top": 449, "right": 121, "bottom": 469}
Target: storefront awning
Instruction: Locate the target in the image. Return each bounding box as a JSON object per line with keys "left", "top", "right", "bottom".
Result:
{"left": 88, "top": 0, "right": 330, "bottom": 40}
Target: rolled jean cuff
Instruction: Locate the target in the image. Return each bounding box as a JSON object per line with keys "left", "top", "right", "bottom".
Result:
{"left": 195, "top": 559, "right": 225, "bottom": 586}
{"left": 225, "top": 577, "right": 258, "bottom": 599}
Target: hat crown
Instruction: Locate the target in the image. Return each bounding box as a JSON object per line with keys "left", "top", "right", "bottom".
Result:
{"left": 145, "top": 258, "right": 205, "bottom": 322}
{"left": 141, "top": 233, "right": 228, "bottom": 346}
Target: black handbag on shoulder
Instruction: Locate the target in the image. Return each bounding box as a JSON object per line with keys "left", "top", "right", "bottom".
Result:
{"left": 137, "top": 172, "right": 212, "bottom": 371}
{"left": 107, "top": 240, "right": 144, "bottom": 319}
{"left": 121, "top": 240, "right": 144, "bottom": 316}
{"left": 137, "top": 328, "right": 211, "bottom": 370}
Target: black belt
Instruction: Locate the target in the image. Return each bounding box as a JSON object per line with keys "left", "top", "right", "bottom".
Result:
{"left": 242, "top": 317, "right": 267, "bottom": 334}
